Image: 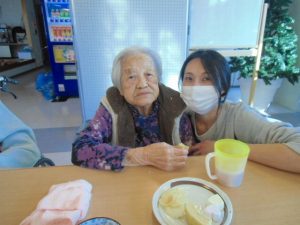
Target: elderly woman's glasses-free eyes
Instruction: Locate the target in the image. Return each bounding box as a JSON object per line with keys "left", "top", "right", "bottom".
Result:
{"left": 123, "top": 73, "right": 157, "bottom": 86}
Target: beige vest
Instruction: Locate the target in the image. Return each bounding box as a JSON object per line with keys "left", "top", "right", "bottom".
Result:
{"left": 101, "top": 84, "right": 186, "bottom": 147}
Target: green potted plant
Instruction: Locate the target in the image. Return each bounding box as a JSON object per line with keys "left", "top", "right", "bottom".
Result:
{"left": 231, "top": 0, "right": 300, "bottom": 85}
{"left": 230, "top": 0, "right": 300, "bottom": 111}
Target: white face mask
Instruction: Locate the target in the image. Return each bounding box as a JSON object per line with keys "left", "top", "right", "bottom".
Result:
{"left": 180, "top": 86, "right": 219, "bottom": 115}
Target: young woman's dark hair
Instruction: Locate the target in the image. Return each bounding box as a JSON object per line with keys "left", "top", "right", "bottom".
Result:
{"left": 179, "top": 49, "right": 231, "bottom": 105}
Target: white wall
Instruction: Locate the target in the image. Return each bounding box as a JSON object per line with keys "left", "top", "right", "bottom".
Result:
{"left": 72, "top": 0, "right": 189, "bottom": 121}
{"left": 189, "top": 0, "right": 264, "bottom": 49}
{"left": 22, "top": 0, "right": 43, "bottom": 67}
{"left": 273, "top": 0, "right": 300, "bottom": 112}
{"left": 0, "top": 0, "right": 23, "bottom": 27}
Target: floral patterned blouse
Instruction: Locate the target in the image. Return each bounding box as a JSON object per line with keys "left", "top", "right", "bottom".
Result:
{"left": 72, "top": 101, "right": 194, "bottom": 171}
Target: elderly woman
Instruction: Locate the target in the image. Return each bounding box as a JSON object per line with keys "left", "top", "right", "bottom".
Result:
{"left": 72, "top": 47, "right": 194, "bottom": 171}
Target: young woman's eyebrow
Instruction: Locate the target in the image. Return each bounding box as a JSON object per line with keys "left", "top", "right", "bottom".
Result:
{"left": 184, "top": 72, "right": 194, "bottom": 76}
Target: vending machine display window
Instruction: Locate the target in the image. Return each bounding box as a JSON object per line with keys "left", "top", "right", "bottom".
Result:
{"left": 53, "top": 45, "right": 75, "bottom": 63}
{"left": 64, "top": 65, "right": 77, "bottom": 80}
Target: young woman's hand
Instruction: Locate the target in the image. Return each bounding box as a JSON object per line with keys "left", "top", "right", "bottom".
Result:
{"left": 188, "top": 140, "right": 215, "bottom": 156}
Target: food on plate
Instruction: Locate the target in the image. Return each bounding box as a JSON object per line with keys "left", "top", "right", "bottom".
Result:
{"left": 204, "top": 194, "right": 224, "bottom": 223}
{"left": 159, "top": 187, "right": 186, "bottom": 219}
{"left": 159, "top": 189, "right": 225, "bottom": 224}
{"left": 176, "top": 143, "right": 189, "bottom": 150}
{"left": 204, "top": 205, "right": 223, "bottom": 224}
{"left": 206, "top": 194, "right": 224, "bottom": 209}
{"left": 185, "top": 202, "right": 212, "bottom": 225}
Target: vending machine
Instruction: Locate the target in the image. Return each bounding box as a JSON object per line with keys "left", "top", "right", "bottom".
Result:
{"left": 41, "top": 0, "right": 78, "bottom": 97}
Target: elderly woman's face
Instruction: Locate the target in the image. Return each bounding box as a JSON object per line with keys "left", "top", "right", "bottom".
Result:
{"left": 120, "top": 53, "right": 159, "bottom": 115}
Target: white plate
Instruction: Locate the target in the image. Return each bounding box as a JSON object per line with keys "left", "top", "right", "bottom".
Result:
{"left": 152, "top": 177, "right": 233, "bottom": 225}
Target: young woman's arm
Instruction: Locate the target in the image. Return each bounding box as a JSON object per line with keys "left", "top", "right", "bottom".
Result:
{"left": 248, "top": 143, "right": 300, "bottom": 173}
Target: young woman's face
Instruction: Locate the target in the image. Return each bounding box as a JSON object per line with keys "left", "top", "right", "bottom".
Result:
{"left": 120, "top": 53, "right": 159, "bottom": 115}
{"left": 183, "top": 58, "right": 214, "bottom": 86}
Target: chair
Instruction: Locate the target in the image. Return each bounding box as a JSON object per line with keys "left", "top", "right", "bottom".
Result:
{"left": 33, "top": 156, "right": 55, "bottom": 167}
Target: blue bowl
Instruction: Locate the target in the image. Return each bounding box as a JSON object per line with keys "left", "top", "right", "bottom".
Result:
{"left": 79, "top": 217, "right": 120, "bottom": 225}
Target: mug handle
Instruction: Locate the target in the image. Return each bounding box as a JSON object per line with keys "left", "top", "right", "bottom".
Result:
{"left": 205, "top": 152, "right": 218, "bottom": 180}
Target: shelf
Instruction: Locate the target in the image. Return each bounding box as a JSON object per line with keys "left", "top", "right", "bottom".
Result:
{"left": 0, "top": 59, "right": 35, "bottom": 72}
{"left": 0, "top": 42, "right": 29, "bottom": 46}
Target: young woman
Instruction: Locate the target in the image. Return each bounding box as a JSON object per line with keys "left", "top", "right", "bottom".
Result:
{"left": 179, "top": 49, "right": 300, "bottom": 173}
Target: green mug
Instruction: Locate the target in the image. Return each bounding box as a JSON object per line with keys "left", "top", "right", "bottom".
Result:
{"left": 205, "top": 139, "right": 250, "bottom": 187}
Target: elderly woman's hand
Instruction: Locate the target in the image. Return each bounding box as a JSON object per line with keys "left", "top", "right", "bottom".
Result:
{"left": 125, "top": 142, "right": 188, "bottom": 171}
{"left": 144, "top": 142, "right": 189, "bottom": 171}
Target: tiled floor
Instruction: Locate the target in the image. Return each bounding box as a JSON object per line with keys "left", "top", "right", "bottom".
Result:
{"left": 1, "top": 68, "right": 299, "bottom": 166}
{"left": 1, "top": 67, "right": 82, "bottom": 165}
{"left": 1, "top": 67, "right": 82, "bottom": 129}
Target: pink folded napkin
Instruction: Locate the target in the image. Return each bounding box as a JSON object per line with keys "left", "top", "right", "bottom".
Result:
{"left": 20, "top": 179, "right": 92, "bottom": 225}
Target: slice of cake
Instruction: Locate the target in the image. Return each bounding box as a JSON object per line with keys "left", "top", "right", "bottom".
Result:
{"left": 185, "top": 202, "right": 212, "bottom": 225}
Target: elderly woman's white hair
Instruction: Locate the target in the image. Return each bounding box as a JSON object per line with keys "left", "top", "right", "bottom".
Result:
{"left": 111, "top": 46, "right": 162, "bottom": 90}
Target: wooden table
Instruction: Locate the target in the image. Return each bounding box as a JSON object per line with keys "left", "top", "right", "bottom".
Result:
{"left": 0, "top": 156, "right": 299, "bottom": 225}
